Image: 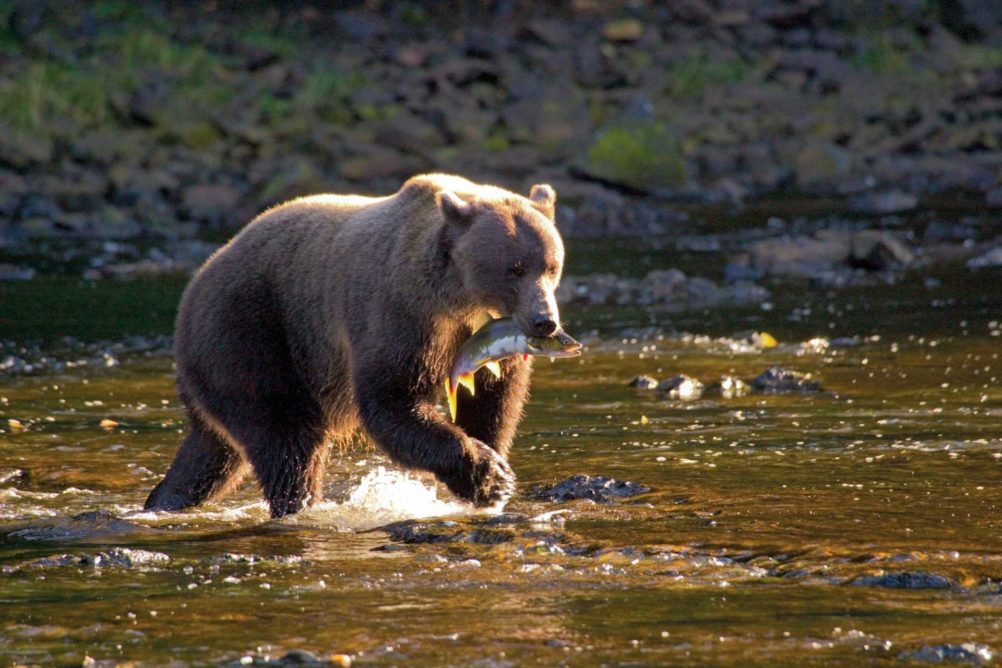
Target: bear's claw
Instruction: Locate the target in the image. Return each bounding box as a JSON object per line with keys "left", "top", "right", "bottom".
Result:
{"left": 449, "top": 439, "right": 516, "bottom": 507}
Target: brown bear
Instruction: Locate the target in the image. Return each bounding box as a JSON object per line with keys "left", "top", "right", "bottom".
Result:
{"left": 144, "top": 173, "right": 565, "bottom": 518}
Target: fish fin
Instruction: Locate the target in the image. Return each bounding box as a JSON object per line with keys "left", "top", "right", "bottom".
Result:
{"left": 485, "top": 361, "right": 502, "bottom": 378}
{"left": 459, "top": 372, "right": 476, "bottom": 396}
{"left": 445, "top": 378, "right": 457, "bottom": 422}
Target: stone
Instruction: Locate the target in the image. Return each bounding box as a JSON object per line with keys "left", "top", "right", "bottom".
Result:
{"left": 628, "top": 375, "right": 659, "bottom": 390}
{"left": 0, "top": 131, "right": 53, "bottom": 169}
{"left": 0, "top": 264, "right": 36, "bottom": 281}
{"left": 656, "top": 374, "right": 704, "bottom": 400}
{"left": 531, "top": 474, "right": 651, "bottom": 503}
{"left": 967, "top": 247, "right": 1002, "bottom": 269}
{"left": 338, "top": 148, "right": 424, "bottom": 182}
{"left": 751, "top": 367, "right": 823, "bottom": 394}
{"left": 899, "top": 643, "right": 994, "bottom": 665}
{"left": 602, "top": 18, "right": 644, "bottom": 42}
{"left": 850, "top": 571, "right": 955, "bottom": 589}
{"left": 745, "top": 230, "right": 852, "bottom": 278}
{"left": 707, "top": 376, "right": 749, "bottom": 398}
{"left": 180, "top": 184, "right": 242, "bottom": 225}
{"left": 849, "top": 231, "right": 914, "bottom": 271}
{"left": 373, "top": 113, "right": 447, "bottom": 154}
{"left": 794, "top": 140, "right": 852, "bottom": 188}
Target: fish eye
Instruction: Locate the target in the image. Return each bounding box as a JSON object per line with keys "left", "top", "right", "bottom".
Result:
{"left": 505, "top": 262, "right": 525, "bottom": 279}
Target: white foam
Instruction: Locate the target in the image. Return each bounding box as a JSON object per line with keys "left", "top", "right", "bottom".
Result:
{"left": 288, "top": 466, "right": 485, "bottom": 531}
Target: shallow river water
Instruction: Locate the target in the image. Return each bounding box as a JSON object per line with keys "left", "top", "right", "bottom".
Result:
{"left": 1, "top": 232, "right": 1001, "bottom": 666}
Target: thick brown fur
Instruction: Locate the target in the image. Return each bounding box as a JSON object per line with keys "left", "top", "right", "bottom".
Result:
{"left": 145, "top": 174, "right": 565, "bottom": 518}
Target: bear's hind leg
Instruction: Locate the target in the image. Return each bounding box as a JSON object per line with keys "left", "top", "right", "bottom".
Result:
{"left": 144, "top": 413, "right": 249, "bottom": 512}
{"left": 225, "top": 403, "right": 328, "bottom": 519}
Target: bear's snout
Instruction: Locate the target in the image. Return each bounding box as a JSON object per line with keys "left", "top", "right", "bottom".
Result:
{"left": 529, "top": 315, "right": 557, "bottom": 337}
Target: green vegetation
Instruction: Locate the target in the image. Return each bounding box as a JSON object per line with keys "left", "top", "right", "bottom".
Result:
{"left": 668, "top": 53, "right": 749, "bottom": 98}
{"left": 852, "top": 34, "right": 911, "bottom": 74}
{"left": 585, "top": 121, "right": 686, "bottom": 189}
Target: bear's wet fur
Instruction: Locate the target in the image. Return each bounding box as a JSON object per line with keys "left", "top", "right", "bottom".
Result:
{"left": 144, "top": 174, "right": 565, "bottom": 517}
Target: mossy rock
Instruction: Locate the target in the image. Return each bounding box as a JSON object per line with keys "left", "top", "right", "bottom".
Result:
{"left": 578, "top": 121, "right": 686, "bottom": 191}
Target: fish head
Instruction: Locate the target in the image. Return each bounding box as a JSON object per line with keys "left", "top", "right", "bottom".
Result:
{"left": 527, "top": 329, "right": 583, "bottom": 358}
{"left": 443, "top": 185, "right": 564, "bottom": 338}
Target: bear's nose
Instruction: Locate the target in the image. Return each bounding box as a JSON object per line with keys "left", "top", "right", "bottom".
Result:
{"left": 531, "top": 315, "right": 557, "bottom": 337}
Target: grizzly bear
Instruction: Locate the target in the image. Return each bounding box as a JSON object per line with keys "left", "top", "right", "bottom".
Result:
{"left": 144, "top": 174, "right": 565, "bottom": 518}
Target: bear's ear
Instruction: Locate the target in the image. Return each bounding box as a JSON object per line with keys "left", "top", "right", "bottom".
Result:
{"left": 437, "top": 191, "right": 474, "bottom": 227}
{"left": 529, "top": 184, "right": 556, "bottom": 218}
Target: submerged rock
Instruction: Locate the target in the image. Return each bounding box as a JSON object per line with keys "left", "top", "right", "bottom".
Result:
{"left": 751, "top": 367, "right": 823, "bottom": 394}
{"left": 849, "top": 571, "right": 955, "bottom": 589}
{"left": 656, "top": 374, "right": 704, "bottom": 400}
{"left": 706, "top": 375, "right": 750, "bottom": 398}
{"left": 967, "top": 247, "right": 1002, "bottom": 269}
{"left": 531, "top": 474, "right": 650, "bottom": 503}
{"left": 9, "top": 548, "right": 170, "bottom": 572}
{"left": 899, "top": 643, "right": 994, "bottom": 665}
{"left": 628, "top": 375, "right": 659, "bottom": 390}
{"left": 6, "top": 509, "right": 156, "bottom": 542}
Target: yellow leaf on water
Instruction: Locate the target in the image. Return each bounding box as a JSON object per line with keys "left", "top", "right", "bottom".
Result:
{"left": 99, "top": 419, "right": 119, "bottom": 429}
{"left": 640, "top": 415, "right": 649, "bottom": 425}
{"left": 8, "top": 418, "right": 24, "bottom": 430}
{"left": 758, "top": 332, "right": 778, "bottom": 348}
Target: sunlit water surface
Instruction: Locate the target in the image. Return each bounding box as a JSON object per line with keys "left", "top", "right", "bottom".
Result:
{"left": 1, "top": 255, "right": 1001, "bottom": 666}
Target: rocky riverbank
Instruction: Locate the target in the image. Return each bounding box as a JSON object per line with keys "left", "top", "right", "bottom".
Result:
{"left": 0, "top": 0, "right": 1000, "bottom": 247}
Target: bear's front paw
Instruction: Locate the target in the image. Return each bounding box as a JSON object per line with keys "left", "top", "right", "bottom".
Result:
{"left": 447, "top": 439, "right": 516, "bottom": 507}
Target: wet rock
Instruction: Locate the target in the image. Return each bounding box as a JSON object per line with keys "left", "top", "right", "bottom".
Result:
{"left": 382, "top": 520, "right": 513, "bottom": 546}
{"left": 531, "top": 474, "right": 650, "bottom": 503}
{"left": 849, "top": 231, "right": 914, "bottom": 271}
{"left": 706, "top": 375, "right": 749, "bottom": 398}
{"left": 743, "top": 230, "right": 851, "bottom": 278}
{"left": 899, "top": 643, "right": 994, "bottom": 665}
{"left": 0, "top": 468, "right": 27, "bottom": 485}
{"left": 222, "top": 650, "right": 351, "bottom": 667}
{"left": 967, "top": 247, "right": 1002, "bottom": 269}
{"left": 656, "top": 374, "right": 705, "bottom": 400}
{"left": 0, "top": 264, "right": 36, "bottom": 281}
{"left": 628, "top": 375, "right": 659, "bottom": 390}
{"left": 13, "top": 548, "right": 170, "bottom": 571}
{"left": 6, "top": 510, "right": 157, "bottom": 542}
{"left": 849, "top": 190, "right": 918, "bottom": 214}
{"left": 751, "top": 367, "right": 823, "bottom": 394}
{"left": 849, "top": 571, "right": 956, "bottom": 589}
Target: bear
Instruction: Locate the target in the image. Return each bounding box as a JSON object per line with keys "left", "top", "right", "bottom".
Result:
{"left": 144, "top": 173, "right": 565, "bottom": 518}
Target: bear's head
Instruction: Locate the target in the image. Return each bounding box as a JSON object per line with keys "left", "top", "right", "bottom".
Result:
{"left": 439, "top": 184, "right": 564, "bottom": 338}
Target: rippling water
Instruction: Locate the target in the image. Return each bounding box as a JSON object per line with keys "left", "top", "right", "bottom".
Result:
{"left": 1, "top": 256, "right": 1001, "bottom": 665}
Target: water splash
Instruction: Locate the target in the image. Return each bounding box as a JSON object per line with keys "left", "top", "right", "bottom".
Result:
{"left": 289, "top": 466, "right": 482, "bottom": 531}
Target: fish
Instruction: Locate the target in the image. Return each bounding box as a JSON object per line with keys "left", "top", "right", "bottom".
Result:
{"left": 445, "top": 317, "right": 582, "bottom": 422}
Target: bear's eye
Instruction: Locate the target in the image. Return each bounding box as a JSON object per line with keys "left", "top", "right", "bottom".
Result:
{"left": 545, "top": 264, "right": 559, "bottom": 277}
{"left": 505, "top": 262, "right": 525, "bottom": 279}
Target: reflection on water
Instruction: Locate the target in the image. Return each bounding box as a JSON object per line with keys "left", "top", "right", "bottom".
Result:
{"left": 1, "top": 260, "right": 1001, "bottom": 665}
